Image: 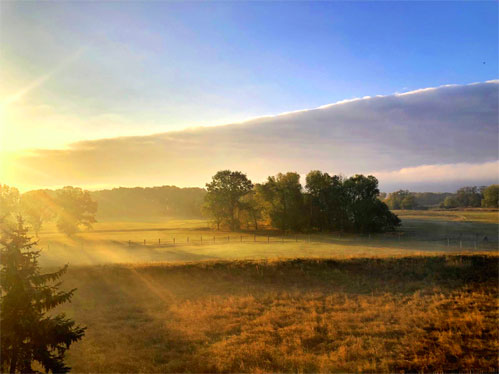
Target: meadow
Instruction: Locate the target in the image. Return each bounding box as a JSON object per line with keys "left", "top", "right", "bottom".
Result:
{"left": 36, "top": 210, "right": 498, "bottom": 372}
{"left": 34, "top": 209, "right": 498, "bottom": 267}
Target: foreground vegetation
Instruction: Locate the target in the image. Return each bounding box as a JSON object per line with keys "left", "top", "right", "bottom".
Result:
{"left": 56, "top": 255, "right": 498, "bottom": 373}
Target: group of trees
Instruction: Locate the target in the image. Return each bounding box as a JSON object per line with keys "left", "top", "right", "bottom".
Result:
{"left": 441, "top": 185, "right": 499, "bottom": 209}
{"left": 0, "top": 185, "right": 97, "bottom": 236}
{"left": 383, "top": 185, "right": 499, "bottom": 210}
{"left": 384, "top": 190, "right": 418, "bottom": 210}
{"left": 203, "top": 170, "right": 400, "bottom": 233}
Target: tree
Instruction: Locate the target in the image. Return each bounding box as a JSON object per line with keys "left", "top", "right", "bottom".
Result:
{"left": 20, "top": 190, "right": 56, "bottom": 237}
{"left": 343, "top": 175, "right": 400, "bottom": 233}
{"left": 455, "top": 186, "right": 482, "bottom": 207}
{"left": 0, "top": 185, "right": 20, "bottom": 225}
{"left": 238, "top": 191, "right": 263, "bottom": 230}
{"left": 482, "top": 184, "right": 499, "bottom": 208}
{"left": 442, "top": 196, "right": 458, "bottom": 209}
{"left": 385, "top": 190, "right": 417, "bottom": 210}
{"left": 305, "top": 171, "right": 347, "bottom": 231}
{"left": 55, "top": 187, "right": 97, "bottom": 236}
{"left": 1, "top": 218, "right": 85, "bottom": 373}
{"left": 204, "top": 171, "right": 253, "bottom": 231}
{"left": 258, "top": 172, "right": 305, "bottom": 232}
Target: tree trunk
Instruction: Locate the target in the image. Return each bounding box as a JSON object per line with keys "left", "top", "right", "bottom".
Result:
{"left": 9, "top": 345, "right": 18, "bottom": 374}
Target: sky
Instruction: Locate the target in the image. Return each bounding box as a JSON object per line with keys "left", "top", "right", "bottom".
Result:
{"left": 0, "top": 1, "right": 498, "bottom": 192}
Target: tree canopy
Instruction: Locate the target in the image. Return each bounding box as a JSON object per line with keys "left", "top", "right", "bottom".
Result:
{"left": 55, "top": 187, "right": 98, "bottom": 236}
{"left": 205, "top": 170, "right": 253, "bottom": 231}
{"left": 204, "top": 170, "right": 400, "bottom": 233}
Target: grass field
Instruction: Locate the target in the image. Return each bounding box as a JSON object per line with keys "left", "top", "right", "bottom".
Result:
{"left": 54, "top": 255, "right": 498, "bottom": 373}
{"left": 33, "top": 210, "right": 498, "bottom": 372}
{"left": 34, "top": 210, "right": 498, "bottom": 267}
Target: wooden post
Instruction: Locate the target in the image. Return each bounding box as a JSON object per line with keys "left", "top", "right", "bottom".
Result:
{"left": 254, "top": 234, "right": 256, "bottom": 242}
{"left": 128, "top": 240, "right": 131, "bottom": 247}
{"left": 228, "top": 236, "right": 230, "bottom": 241}
{"left": 187, "top": 237, "right": 189, "bottom": 243}
{"left": 240, "top": 235, "right": 242, "bottom": 242}
{"left": 267, "top": 235, "right": 270, "bottom": 243}
{"left": 460, "top": 240, "right": 462, "bottom": 249}
{"left": 282, "top": 236, "right": 284, "bottom": 243}
{"left": 201, "top": 235, "right": 202, "bottom": 243}
{"left": 296, "top": 235, "right": 298, "bottom": 242}
{"left": 144, "top": 239, "right": 146, "bottom": 246}
{"left": 158, "top": 238, "right": 161, "bottom": 246}
{"left": 213, "top": 236, "right": 215, "bottom": 242}
{"left": 173, "top": 238, "right": 175, "bottom": 246}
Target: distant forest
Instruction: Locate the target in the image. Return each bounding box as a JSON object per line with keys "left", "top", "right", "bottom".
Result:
{"left": 88, "top": 186, "right": 206, "bottom": 219}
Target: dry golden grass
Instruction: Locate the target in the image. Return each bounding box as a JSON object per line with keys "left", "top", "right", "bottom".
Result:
{"left": 55, "top": 255, "right": 498, "bottom": 373}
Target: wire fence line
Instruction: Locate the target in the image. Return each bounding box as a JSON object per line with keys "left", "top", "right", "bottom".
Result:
{"left": 44, "top": 232, "right": 497, "bottom": 252}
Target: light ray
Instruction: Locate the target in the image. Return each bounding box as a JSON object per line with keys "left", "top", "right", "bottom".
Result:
{"left": 1, "top": 46, "right": 88, "bottom": 107}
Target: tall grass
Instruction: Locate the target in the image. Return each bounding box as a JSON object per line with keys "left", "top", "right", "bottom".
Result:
{"left": 55, "top": 255, "right": 498, "bottom": 373}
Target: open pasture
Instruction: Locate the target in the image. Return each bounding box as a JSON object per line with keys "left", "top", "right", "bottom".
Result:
{"left": 55, "top": 255, "right": 498, "bottom": 373}
{"left": 34, "top": 210, "right": 498, "bottom": 266}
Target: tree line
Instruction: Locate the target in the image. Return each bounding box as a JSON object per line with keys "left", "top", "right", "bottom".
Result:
{"left": 0, "top": 185, "right": 97, "bottom": 236}
{"left": 0, "top": 185, "right": 207, "bottom": 236}
{"left": 384, "top": 185, "right": 499, "bottom": 210}
{"left": 203, "top": 170, "right": 400, "bottom": 233}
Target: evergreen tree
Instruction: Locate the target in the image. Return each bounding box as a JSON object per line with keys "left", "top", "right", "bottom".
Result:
{"left": 1, "top": 218, "right": 85, "bottom": 373}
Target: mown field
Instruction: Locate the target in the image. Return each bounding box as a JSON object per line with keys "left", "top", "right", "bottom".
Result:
{"left": 35, "top": 210, "right": 498, "bottom": 372}
{"left": 35, "top": 209, "right": 498, "bottom": 267}
{"left": 55, "top": 255, "right": 498, "bottom": 373}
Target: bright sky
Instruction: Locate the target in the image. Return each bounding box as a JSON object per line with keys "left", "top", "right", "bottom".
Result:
{"left": 0, "top": 1, "right": 497, "bottom": 191}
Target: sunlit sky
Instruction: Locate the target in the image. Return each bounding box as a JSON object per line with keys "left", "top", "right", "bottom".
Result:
{"left": 1, "top": 1, "right": 498, "bottom": 191}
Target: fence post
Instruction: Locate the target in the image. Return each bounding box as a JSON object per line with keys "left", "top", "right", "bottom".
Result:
{"left": 158, "top": 238, "right": 161, "bottom": 246}
{"left": 144, "top": 239, "right": 146, "bottom": 246}
{"left": 240, "top": 235, "right": 242, "bottom": 242}
{"left": 228, "top": 236, "right": 230, "bottom": 242}
{"left": 296, "top": 235, "right": 298, "bottom": 242}
{"left": 267, "top": 235, "right": 270, "bottom": 243}
{"left": 213, "top": 236, "right": 215, "bottom": 242}
{"left": 254, "top": 234, "right": 256, "bottom": 242}
{"left": 460, "top": 240, "right": 462, "bottom": 249}
{"left": 173, "top": 238, "right": 175, "bottom": 246}
{"left": 201, "top": 235, "right": 202, "bottom": 243}
{"left": 187, "top": 237, "right": 189, "bottom": 243}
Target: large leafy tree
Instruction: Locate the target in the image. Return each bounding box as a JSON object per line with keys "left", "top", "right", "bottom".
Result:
{"left": 1, "top": 218, "right": 85, "bottom": 373}
{"left": 258, "top": 172, "right": 305, "bottom": 232}
{"left": 0, "top": 185, "right": 20, "bottom": 225}
{"left": 205, "top": 170, "right": 253, "bottom": 231}
{"left": 20, "top": 190, "right": 56, "bottom": 237}
{"left": 305, "top": 171, "right": 348, "bottom": 231}
{"left": 343, "top": 175, "right": 400, "bottom": 233}
{"left": 55, "top": 186, "right": 98, "bottom": 236}
{"left": 482, "top": 184, "right": 499, "bottom": 208}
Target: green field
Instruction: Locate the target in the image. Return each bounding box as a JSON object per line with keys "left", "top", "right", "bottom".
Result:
{"left": 35, "top": 210, "right": 498, "bottom": 267}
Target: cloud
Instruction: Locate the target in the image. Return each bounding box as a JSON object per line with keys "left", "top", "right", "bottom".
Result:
{"left": 4, "top": 80, "right": 498, "bottom": 192}
{"left": 371, "top": 160, "right": 499, "bottom": 192}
